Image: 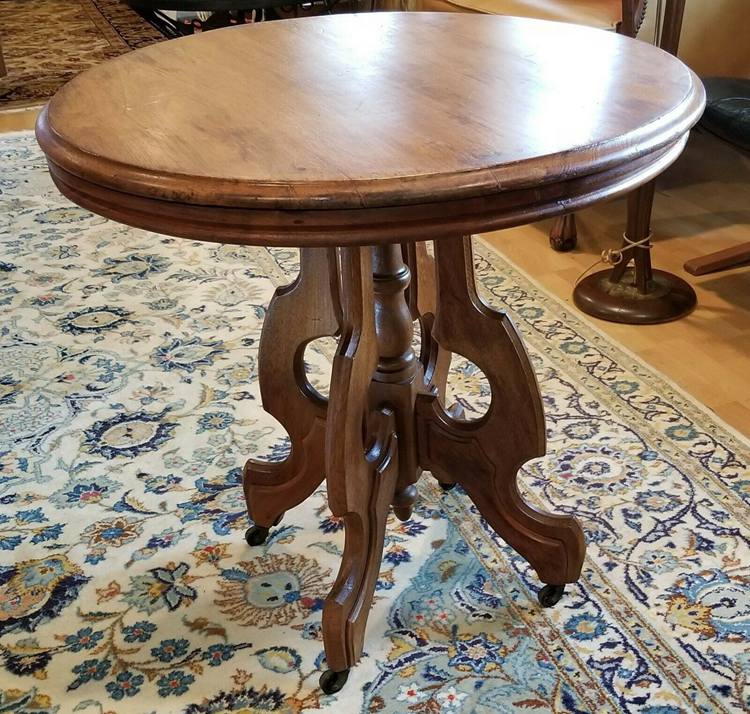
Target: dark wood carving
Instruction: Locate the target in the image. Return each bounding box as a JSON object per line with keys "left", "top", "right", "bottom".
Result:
{"left": 404, "top": 242, "right": 451, "bottom": 400}
{"left": 243, "top": 248, "right": 340, "bottom": 528}
{"left": 620, "top": 0, "right": 649, "bottom": 39}
{"left": 370, "top": 245, "right": 423, "bottom": 522}
{"left": 322, "top": 246, "right": 398, "bottom": 674}
{"left": 416, "top": 237, "right": 586, "bottom": 584}
{"left": 321, "top": 239, "right": 585, "bottom": 677}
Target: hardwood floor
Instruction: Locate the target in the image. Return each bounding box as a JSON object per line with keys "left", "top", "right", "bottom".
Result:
{"left": 0, "top": 106, "right": 38, "bottom": 131}
{"left": 2, "top": 109, "right": 748, "bottom": 437}
{"left": 485, "top": 129, "right": 750, "bottom": 439}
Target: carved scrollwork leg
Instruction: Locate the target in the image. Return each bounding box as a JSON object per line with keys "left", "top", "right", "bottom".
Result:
{"left": 243, "top": 247, "right": 340, "bottom": 531}
{"left": 403, "top": 242, "right": 451, "bottom": 399}
{"left": 416, "top": 236, "right": 585, "bottom": 587}
{"left": 403, "top": 242, "right": 458, "bottom": 492}
{"left": 322, "top": 246, "right": 399, "bottom": 678}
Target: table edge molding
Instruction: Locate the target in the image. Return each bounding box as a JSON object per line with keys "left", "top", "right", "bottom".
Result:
{"left": 35, "top": 75, "right": 704, "bottom": 212}
{"left": 43, "top": 135, "right": 689, "bottom": 246}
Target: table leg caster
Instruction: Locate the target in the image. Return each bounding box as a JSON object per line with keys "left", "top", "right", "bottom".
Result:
{"left": 244, "top": 513, "right": 284, "bottom": 546}
{"left": 319, "top": 668, "right": 349, "bottom": 694}
{"left": 537, "top": 584, "right": 566, "bottom": 607}
{"left": 438, "top": 481, "right": 456, "bottom": 491}
{"left": 392, "top": 484, "right": 418, "bottom": 522}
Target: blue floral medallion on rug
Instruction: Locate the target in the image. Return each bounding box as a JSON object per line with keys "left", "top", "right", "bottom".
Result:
{"left": 0, "top": 133, "right": 749, "bottom": 713}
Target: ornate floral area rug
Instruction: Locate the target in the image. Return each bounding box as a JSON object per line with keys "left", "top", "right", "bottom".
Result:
{"left": 1, "top": 131, "right": 749, "bottom": 713}
{"left": 0, "top": 0, "right": 164, "bottom": 109}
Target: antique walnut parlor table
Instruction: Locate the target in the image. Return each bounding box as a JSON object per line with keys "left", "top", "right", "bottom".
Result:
{"left": 36, "top": 13, "right": 704, "bottom": 694}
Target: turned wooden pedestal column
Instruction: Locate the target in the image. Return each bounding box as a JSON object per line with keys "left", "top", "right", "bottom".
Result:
{"left": 36, "top": 11, "right": 704, "bottom": 694}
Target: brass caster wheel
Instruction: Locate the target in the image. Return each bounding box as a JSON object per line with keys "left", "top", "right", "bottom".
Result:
{"left": 319, "top": 668, "right": 349, "bottom": 694}
{"left": 538, "top": 583, "right": 565, "bottom": 607}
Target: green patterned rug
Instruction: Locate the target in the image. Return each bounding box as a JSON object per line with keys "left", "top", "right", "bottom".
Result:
{"left": 1, "top": 131, "right": 749, "bottom": 713}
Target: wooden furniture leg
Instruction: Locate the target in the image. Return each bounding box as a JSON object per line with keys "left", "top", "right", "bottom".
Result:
{"left": 660, "top": 0, "right": 686, "bottom": 56}
{"left": 245, "top": 240, "right": 580, "bottom": 691}
{"left": 573, "top": 181, "right": 696, "bottom": 323}
{"left": 404, "top": 242, "right": 450, "bottom": 397}
{"left": 321, "top": 246, "right": 398, "bottom": 692}
{"left": 685, "top": 243, "right": 750, "bottom": 276}
{"left": 402, "top": 242, "right": 455, "bottom": 494}
{"left": 243, "top": 247, "right": 341, "bottom": 544}
{"left": 549, "top": 214, "right": 578, "bottom": 252}
{"left": 416, "top": 236, "right": 586, "bottom": 603}
{"left": 404, "top": 241, "right": 465, "bottom": 491}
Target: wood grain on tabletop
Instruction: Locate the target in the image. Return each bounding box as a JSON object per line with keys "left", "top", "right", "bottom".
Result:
{"left": 36, "top": 12, "right": 703, "bottom": 211}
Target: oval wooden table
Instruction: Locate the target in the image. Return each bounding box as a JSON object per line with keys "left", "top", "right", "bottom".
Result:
{"left": 35, "top": 12, "right": 704, "bottom": 694}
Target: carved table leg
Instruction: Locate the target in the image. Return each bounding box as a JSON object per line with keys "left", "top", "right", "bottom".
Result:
{"left": 404, "top": 242, "right": 451, "bottom": 400}
{"left": 404, "top": 242, "right": 459, "bottom": 491}
{"left": 416, "top": 236, "right": 585, "bottom": 604}
{"left": 243, "top": 247, "right": 340, "bottom": 545}
{"left": 321, "top": 246, "right": 399, "bottom": 691}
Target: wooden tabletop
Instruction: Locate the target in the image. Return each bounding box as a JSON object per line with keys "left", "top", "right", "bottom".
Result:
{"left": 36, "top": 13, "right": 704, "bottom": 245}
